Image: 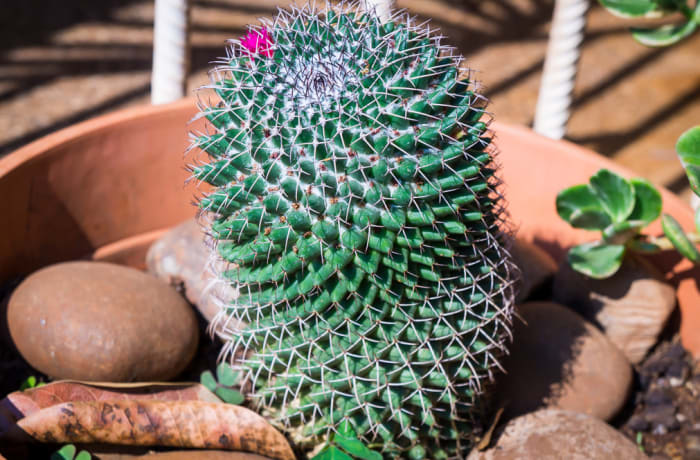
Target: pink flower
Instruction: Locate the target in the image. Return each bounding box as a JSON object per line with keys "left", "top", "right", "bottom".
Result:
{"left": 240, "top": 28, "right": 274, "bottom": 59}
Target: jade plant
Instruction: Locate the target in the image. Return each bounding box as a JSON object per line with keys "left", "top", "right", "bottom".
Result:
{"left": 190, "top": 2, "right": 517, "bottom": 458}
{"left": 557, "top": 126, "right": 700, "bottom": 278}
{"left": 599, "top": 0, "right": 700, "bottom": 46}
{"left": 558, "top": 0, "right": 700, "bottom": 278}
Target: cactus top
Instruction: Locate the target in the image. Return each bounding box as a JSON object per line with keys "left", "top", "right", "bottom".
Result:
{"left": 193, "top": 2, "right": 516, "bottom": 458}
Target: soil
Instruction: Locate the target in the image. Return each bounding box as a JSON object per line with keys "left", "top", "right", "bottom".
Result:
{"left": 619, "top": 337, "right": 700, "bottom": 459}
{"left": 2, "top": 275, "right": 700, "bottom": 459}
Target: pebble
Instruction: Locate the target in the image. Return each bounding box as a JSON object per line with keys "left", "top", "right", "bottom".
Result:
{"left": 511, "top": 239, "right": 557, "bottom": 303}
{"left": 645, "top": 404, "right": 679, "bottom": 432}
{"left": 646, "top": 387, "right": 673, "bottom": 406}
{"left": 552, "top": 258, "right": 676, "bottom": 364}
{"left": 468, "top": 409, "right": 646, "bottom": 459}
{"left": 147, "top": 219, "right": 236, "bottom": 323}
{"left": 627, "top": 414, "right": 650, "bottom": 432}
{"left": 493, "top": 302, "right": 632, "bottom": 421}
{"left": 7, "top": 261, "right": 199, "bottom": 381}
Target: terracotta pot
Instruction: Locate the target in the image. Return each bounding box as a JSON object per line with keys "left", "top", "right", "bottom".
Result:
{"left": 1, "top": 98, "right": 698, "bottom": 357}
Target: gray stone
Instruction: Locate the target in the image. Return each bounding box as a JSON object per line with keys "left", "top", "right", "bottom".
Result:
{"left": 553, "top": 258, "right": 676, "bottom": 364}
{"left": 147, "top": 219, "right": 236, "bottom": 323}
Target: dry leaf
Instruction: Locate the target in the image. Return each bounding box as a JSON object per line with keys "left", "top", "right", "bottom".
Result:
{"left": 476, "top": 407, "right": 504, "bottom": 451}
{"left": 17, "top": 400, "right": 294, "bottom": 460}
{"left": 0, "top": 381, "right": 220, "bottom": 442}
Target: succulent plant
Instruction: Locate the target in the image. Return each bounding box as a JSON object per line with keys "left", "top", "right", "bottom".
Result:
{"left": 557, "top": 126, "right": 700, "bottom": 279}
{"left": 191, "top": 2, "right": 517, "bottom": 457}
{"left": 598, "top": 0, "right": 700, "bottom": 46}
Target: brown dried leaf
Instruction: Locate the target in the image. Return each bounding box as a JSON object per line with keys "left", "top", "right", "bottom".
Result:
{"left": 17, "top": 400, "right": 295, "bottom": 460}
{"left": 0, "top": 381, "right": 220, "bottom": 441}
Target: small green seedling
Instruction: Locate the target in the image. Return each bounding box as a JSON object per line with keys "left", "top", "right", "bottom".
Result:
{"left": 598, "top": 0, "right": 700, "bottom": 46}
{"left": 310, "top": 422, "right": 383, "bottom": 460}
{"left": 51, "top": 444, "right": 91, "bottom": 460}
{"left": 18, "top": 375, "right": 45, "bottom": 391}
{"left": 557, "top": 126, "right": 700, "bottom": 278}
{"left": 200, "top": 362, "right": 244, "bottom": 405}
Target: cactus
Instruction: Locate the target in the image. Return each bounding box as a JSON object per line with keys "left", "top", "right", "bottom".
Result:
{"left": 191, "top": 2, "right": 517, "bottom": 458}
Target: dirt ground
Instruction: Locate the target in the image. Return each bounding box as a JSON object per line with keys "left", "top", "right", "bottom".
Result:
{"left": 1, "top": 0, "right": 699, "bottom": 201}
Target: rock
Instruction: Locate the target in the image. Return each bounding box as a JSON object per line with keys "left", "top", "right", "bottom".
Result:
{"left": 493, "top": 302, "right": 632, "bottom": 421}
{"left": 468, "top": 409, "right": 646, "bottom": 459}
{"left": 511, "top": 239, "right": 557, "bottom": 303}
{"left": 645, "top": 387, "right": 673, "bottom": 406}
{"left": 639, "top": 341, "right": 688, "bottom": 388}
{"left": 552, "top": 257, "right": 676, "bottom": 364}
{"left": 644, "top": 404, "right": 679, "bottom": 432}
{"left": 7, "top": 261, "right": 198, "bottom": 381}
{"left": 146, "top": 219, "right": 236, "bottom": 323}
{"left": 627, "top": 414, "right": 650, "bottom": 432}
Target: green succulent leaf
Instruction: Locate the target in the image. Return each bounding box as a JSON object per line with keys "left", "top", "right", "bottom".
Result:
{"left": 602, "top": 220, "right": 646, "bottom": 244}
{"left": 556, "top": 184, "right": 611, "bottom": 230}
{"left": 568, "top": 241, "right": 626, "bottom": 279}
{"left": 661, "top": 213, "right": 700, "bottom": 263}
{"left": 589, "top": 169, "right": 635, "bottom": 223}
{"left": 695, "top": 207, "right": 700, "bottom": 234}
{"left": 335, "top": 435, "right": 383, "bottom": 460}
{"left": 312, "top": 446, "right": 354, "bottom": 460}
{"left": 75, "top": 452, "right": 92, "bottom": 460}
{"left": 215, "top": 387, "right": 245, "bottom": 405}
{"left": 628, "top": 238, "right": 663, "bottom": 253}
{"left": 598, "top": 0, "right": 661, "bottom": 17}
{"left": 51, "top": 445, "right": 77, "bottom": 460}
{"left": 631, "top": 20, "right": 698, "bottom": 46}
{"left": 676, "top": 126, "right": 700, "bottom": 197}
{"left": 628, "top": 178, "right": 662, "bottom": 224}
{"left": 216, "top": 362, "right": 239, "bottom": 387}
{"left": 200, "top": 370, "right": 217, "bottom": 392}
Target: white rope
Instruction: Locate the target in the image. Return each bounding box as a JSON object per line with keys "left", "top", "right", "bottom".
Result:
{"left": 362, "top": 0, "right": 394, "bottom": 22}
{"left": 533, "top": 0, "right": 590, "bottom": 139}
{"left": 151, "top": 0, "right": 191, "bottom": 104}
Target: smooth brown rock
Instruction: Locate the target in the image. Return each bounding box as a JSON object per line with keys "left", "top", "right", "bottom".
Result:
{"left": 553, "top": 257, "right": 676, "bottom": 364}
{"left": 493, "top": 302, "right": 632, "bottom": 421}
{"left": 511, "top": 239, "right": 557, "bottom": 303}
{"left": 7, "top": 261, "right": 198, "bottom": 381}
{"left": 468, "top": 409, "right": 646, "bottom": 460}
{"left": 146, "top": 219, "right": 235, "bottom": 323}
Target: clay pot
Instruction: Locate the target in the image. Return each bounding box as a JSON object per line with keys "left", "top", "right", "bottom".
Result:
{"left": 0, "top": 98, "right": 698, "bottom": 359}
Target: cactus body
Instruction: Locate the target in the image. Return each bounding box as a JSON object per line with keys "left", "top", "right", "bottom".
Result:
{"left": 192, "top": 3, "right": 516, "bottom": 458}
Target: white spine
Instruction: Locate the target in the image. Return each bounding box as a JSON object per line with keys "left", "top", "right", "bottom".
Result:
{"left": 533, "top": 0, "right": 590, "bottom": 139}
{"left": 362, "top": 0, "right": 394, "bottom": 22}
{"left": 151, "top": 0, "right": 191, "bottom": 104}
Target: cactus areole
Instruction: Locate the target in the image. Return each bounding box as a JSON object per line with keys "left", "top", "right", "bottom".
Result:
{"left": 192, "top": 2, "right": 517, "bottom": 458}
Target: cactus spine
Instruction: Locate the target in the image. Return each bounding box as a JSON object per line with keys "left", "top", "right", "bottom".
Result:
{"left": 192, "top": 2, "right": 517, "bottom": 458}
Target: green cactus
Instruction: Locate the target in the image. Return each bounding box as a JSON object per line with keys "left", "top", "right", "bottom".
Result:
{"left": 191, "top": 3, "right": 517, "bottom": 458}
